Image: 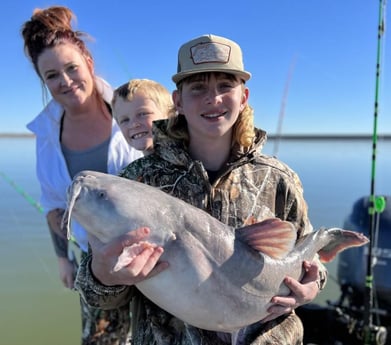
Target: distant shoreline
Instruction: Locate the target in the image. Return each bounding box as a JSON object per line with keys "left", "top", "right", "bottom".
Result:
{"left": 1, "top": 133, "right": 391, "bottom": 140}
{"left": 0, "top": 133, "right": 36, "bottom": 138}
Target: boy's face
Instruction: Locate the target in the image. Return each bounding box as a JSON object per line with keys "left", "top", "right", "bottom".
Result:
{"left": 173, "top": 73, "right": 248, "bottom": 143}
{"left": 113, "top": 92, "right": 167, "bottom": 152}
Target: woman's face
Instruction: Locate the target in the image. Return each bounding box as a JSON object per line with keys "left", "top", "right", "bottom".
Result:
{"left": 173, "top": 73, "right": 248, "bottom": 143}
{"left": 37, "top": 43, "right": 94, "bottom": 110}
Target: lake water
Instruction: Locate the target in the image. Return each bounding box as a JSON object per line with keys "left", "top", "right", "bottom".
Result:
{"left": 0, "top": 136, "right": 390, "bottom": 345}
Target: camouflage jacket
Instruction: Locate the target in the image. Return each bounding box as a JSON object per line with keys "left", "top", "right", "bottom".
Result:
{"left": 75, "top": 119, "right": 327, "bottom": 345}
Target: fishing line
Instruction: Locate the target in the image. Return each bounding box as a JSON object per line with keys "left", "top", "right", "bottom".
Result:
{"left": 363, "top": 0, "right": 388, "bottom": 344}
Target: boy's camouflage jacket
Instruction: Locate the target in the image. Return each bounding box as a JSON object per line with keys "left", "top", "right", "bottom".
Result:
{"left": 76, "top": 119, "right": 327, "bottom": 345}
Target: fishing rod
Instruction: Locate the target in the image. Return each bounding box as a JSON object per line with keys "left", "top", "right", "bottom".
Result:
{"left": 363, "top": 1, "right": 388, "bottom": 344}
{"left": 0, "top": 170, "right": 78, "bottom": 246}
{"left": 273, "top": 54, "right": 297, "bottom": 157}
{"left": 0, "top": 170, "right": 44, "bottom": 213}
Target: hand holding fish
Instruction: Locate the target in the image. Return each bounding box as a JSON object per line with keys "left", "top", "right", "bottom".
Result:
{"left": 47, "top": 208, "right": 67, "bottom": 238}
{"left": 260, "top": 260, "right": 320, "bottom": 323}
{"left": 88, "top": 227, "right": 169, "bottom": 286}
{"left": 47, "top": 208, "right": 76, "bottom": 289}
{"left": 58, "top": 257, "right": 75, "bottom": 289}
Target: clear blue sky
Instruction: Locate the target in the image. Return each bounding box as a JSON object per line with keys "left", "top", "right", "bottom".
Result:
{"left": 2, "top": 0, "right": 390, "bottom": 135}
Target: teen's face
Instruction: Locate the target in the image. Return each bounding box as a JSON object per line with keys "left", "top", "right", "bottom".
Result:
{"left": 37, "top": 43, "right": 94, "bottom": 110}
{"left": 174, "top": 73, "right": 248, "bottom": 142}
{"left": 114, "top": 93, "right": 167, "bottom": 152}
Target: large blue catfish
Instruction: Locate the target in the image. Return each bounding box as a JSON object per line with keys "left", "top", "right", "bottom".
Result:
{"left": 64, "top": 170, "right": 369, "bottom": 343}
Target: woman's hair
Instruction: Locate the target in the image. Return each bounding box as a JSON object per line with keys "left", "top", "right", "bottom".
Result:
{"left": 21, "top": 6, "right": 103, "bottom": 106}
{"left": 21, "top": 6, "right": 92, "bottom": 77}
{"left": 167, "top": 72, "right": 255, "bottom": 149}
{"left": 112, "top": 79, "right": 173, "bottom": 118}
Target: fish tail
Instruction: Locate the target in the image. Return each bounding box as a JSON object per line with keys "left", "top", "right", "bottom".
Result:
{"left": 318, "top": 229, "right": 369, "bottom": 263}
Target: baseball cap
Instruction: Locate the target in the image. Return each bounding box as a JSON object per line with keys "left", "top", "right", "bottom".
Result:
{"left": 172, "top": 34, "right": 252, "bottom": 84}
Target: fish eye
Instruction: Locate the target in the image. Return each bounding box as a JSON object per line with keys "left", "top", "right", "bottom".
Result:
{"left": 97, "top": 191, "right": 106, "bottom": 199}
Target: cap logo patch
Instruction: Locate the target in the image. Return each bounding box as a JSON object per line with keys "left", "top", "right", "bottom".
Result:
{"left": 190, "top": 42, "right": 231, "bottom": 65}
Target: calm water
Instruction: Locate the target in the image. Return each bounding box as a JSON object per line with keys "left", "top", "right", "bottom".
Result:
{"left": 0, "top": 136, "right": 390, "bottom": 345}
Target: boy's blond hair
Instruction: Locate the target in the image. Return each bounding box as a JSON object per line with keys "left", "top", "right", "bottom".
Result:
{"left": 112, "top": 79, "right": 173, "bottom": 117}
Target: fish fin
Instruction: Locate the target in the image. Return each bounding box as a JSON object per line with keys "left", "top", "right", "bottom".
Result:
{"left": 317, "top": 229, "right": 369, "bottom": 263}
{"left": 112, "top": 241, "right": 156, "bottom": 272}
{"left": 237, "top": 218, "right": 297, "bottom": 259}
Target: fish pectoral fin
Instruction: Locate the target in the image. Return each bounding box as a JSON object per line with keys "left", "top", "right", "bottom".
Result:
{"left": 237, "top": 218, "right": 297, "bottom": 259}
{"left": 112, "top": 241, "right": 156, "bottom": 272}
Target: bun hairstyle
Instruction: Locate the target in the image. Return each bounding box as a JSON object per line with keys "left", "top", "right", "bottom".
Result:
{"left": 21, "top": 6, "right": 93, "bottom": 77}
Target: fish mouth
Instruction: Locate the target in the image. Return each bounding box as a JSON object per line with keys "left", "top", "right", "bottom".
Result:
{"left": 62, "top": 172, "right": 100, "bottom": 239}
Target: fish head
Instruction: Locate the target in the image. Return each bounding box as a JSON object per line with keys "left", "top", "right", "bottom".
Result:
{"left": 63, "top": 170, "right": 140, "bottom": 243}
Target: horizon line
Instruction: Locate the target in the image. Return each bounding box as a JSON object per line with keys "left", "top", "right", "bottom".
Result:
{"left": 1, "top": 132, "right": 391, "bottom": 140}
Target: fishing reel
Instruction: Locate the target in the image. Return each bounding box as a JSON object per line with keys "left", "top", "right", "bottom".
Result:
{"left": 328, "top": 284, "right": 389, "bottom": 345}
{"left": 324, "top": 303, "right": 387, "bottom": 345}
{"left": 359, "top": 324, "right": 388, "bottom": 345}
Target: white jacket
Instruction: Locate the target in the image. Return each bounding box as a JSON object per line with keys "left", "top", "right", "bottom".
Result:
{"left": 27, "top": 78, "right": 142, "bottom": 252}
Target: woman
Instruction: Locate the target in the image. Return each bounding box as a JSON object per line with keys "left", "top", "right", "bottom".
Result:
{"left": 76, "top": 34, "right": 327, "bottom": 344}
{"left": 21, "top": 6, "right": 141, "bottom": 345}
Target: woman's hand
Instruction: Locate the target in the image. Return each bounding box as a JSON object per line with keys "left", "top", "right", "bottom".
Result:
{"left": 47, "top": 208, "right": 67, "bottom": 238}
{"left": 261, "top": 260, "right": 321, "bottom": 323}
{"left": 58, "top": 256, "right": 76, "bottom": 289}
{"left": 88, "top": 227, "right": 168, "bottom": 287}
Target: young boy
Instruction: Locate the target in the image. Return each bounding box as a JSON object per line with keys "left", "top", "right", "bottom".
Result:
{"left": 112, "top": 79, "right": 173, "bottom": 155}
{"left": 77, "top": 35, "right": 327, "bottom": 345}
